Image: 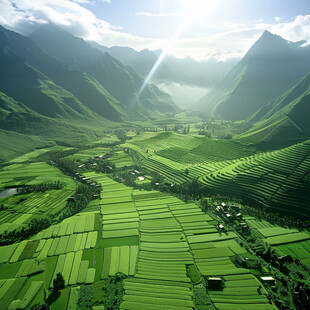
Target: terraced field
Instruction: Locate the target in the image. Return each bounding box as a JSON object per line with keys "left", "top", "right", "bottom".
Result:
{"left": 64, "top": 147, "right": 108, "bottom": 161}
{"left": 245, "top": 216, "right": 310, "bottom": 268}
{"left": 199, "top": 140, "right": 310, "bottom": 217}
{"left": 122, "top": 133, "right": 309, "bottom": 215}
{"left": 0, "top": 172, "right": 277, "bottom": 309}
{"left": 109, "top": 151, "right": 133, "bottom": 168}
{"left": 124, "top": 132, "right": 255, "bottom": 163}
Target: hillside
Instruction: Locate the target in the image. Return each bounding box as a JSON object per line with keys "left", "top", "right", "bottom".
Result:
{"left": 198, "top": 140, "right": 310, "bottom": 217}
{"left": 0, "top": 25, "right": 126, "bottom": 122}
{"left": 238, "top": 72, "right": 310, "bottom": 148}
{"left": 0, "top": 24, "right": 181, "bottom": 161}
{"left": 121, "top": 131, "right": 310, "bottom": 217}
{"left": 195, "top": 30, "right": 310, "bottom": 120}
{"left": 29, "top": 23, "right": 178, "bottom": 118}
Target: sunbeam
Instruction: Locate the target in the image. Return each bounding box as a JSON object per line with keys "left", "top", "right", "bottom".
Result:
{"left": 137, "top": 0, "right": 219, "bottom": 99}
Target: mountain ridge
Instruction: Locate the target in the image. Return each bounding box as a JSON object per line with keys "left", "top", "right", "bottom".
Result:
{"left": 195, "top": 30, "right": 310, "bottom": 120}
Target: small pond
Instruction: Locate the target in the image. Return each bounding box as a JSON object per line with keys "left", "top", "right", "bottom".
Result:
{"left": 0, "top": 188, "right": 19, "bottom": 198}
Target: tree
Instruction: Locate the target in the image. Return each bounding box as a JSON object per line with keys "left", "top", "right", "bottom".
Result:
{"left": 53, "top": 273, "right": 65, "bottom": 291}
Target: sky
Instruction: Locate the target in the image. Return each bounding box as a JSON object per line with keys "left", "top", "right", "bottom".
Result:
{"left": 0, "top": 0, "right": 310, "bottom": 61}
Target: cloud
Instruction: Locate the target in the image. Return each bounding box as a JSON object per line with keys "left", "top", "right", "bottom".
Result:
{"left": 71, "top": 0, "right": 91, "bottom": 4}
{"left": 0, "top": 1, "right": 310, "bottom": 62}
{"left": 135, "top": 12, "right": 182, "bottom": 18}
{"left": 274, "top": 17, "right": 283, "bottom": 22}
{"left": 269, "top": 15, "right": 310, "bottom": 42}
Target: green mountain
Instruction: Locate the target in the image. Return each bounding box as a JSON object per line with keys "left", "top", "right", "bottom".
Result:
{"left": 195, "top": 31, "right": 310, "bottom": 120}
{"left": 29, "top": 23, "right": 178, "bottom": 117}
{"left": 238, "top": 72, "right": 310, "bottom": 148}
{"left": 0, "top": 25, "right": 129, "bottom": 121}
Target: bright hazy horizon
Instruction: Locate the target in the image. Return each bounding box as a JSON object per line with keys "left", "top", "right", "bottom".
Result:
{"left": 0, "top": 0, "right": 309, "bottom": 61}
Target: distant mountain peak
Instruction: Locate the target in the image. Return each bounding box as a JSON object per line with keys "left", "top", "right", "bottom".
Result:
{"left": 256, "top": 30, "right": 287, "bottom": 44}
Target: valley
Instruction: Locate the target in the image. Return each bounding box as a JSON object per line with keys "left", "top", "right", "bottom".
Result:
{"left": 0, "top": 4, "right": 310, "bottom": 309}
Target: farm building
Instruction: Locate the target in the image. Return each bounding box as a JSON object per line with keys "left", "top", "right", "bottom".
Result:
{"left": 207, "top": 277, "right": 224, "bottom": 289}
{"left": 260, "top": 276, "right": 275, "bottom": 286}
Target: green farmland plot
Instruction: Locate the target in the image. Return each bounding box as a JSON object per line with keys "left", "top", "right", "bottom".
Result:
{"left": 0, "top": 171, "right": 293, "bottom": 309}
{"left": 0, "top": 162, "right": 75, "bottom": 189}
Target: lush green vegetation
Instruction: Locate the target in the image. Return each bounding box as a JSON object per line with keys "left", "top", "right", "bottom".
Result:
{"left": 0, "top": 121, "right": 309, "bottom": 310}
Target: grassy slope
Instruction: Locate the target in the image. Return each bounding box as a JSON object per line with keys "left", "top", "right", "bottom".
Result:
{"left": 195, "top": 31, "right": 310, "bottom": 121}
{"left": 0, "top": 130, "right": 49, "bottom": 163}
{"left": 237, "top": 73, "right": 310, "bottom": 149}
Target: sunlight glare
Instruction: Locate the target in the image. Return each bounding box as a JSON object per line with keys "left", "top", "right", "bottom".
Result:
{"left": 137, "top": 0, "right": 219, "bottom": 99}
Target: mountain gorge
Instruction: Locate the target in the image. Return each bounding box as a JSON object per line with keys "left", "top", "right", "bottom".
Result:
{"left": 0, "top": 24, "right": 178, "bottom": 123}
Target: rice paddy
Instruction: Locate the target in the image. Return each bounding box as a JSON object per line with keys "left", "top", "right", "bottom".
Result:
{"left": 0, "top": 133, "right": 308, "bottom": 309}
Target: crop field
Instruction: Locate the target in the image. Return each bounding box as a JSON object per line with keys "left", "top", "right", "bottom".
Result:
{"left": 109, "top": 151, "right": 133, "bottom": 168}
{"left": 0, "top": 189, "right": 73, "bottom": 234}
{"left": 0, "top": 167, "right": 288, "bottom": 309}
{"left": 0, "top": 154, "right": 76, "bottom": 235}
{"left": 122, "top": 133, "right": 310, "bottom": 217}
{"left": 9, "top": 146, "right": 70, "bottom": 163}
{"left": 64, "top": 147, "right": 108, "bottom": 161}
{"left": 209, "top": 275, "right": 274, "bottom": 310}
{"left": 245, "top": 216, "right": 310, "bottom": 268}
{"left": 0, "top": 162, "right": 75, "bottom": 188}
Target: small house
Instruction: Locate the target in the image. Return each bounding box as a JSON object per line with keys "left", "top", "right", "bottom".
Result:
{"left": 218, "top": 224, "right": 226, "bottom": 232}
{"left": 260, "top": 276, "right": 275, "bottom": 286}
{"left": 277, "top": 255, "right": 293, "bottom": 264}
{"left": 207, "top": 277, "right": 224, "bottom": 289}
{"left": 236, "top": 213, "right": 243, "bottom": 220}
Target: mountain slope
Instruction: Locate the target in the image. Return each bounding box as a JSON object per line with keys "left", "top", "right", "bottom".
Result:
{"left": 238, "top": 73, "right": 310, "bottom": 148}
{"left": 29, "top": 23, "right": 178, "bottom": 117}
{"left": 0, "top": 50, "right": 95, "bottom": 120}
{"left": 0, "top": 25, "right": 126, "bottom": 121}
{"left": 196, "top": 31, "right": 310, "bottom": 120}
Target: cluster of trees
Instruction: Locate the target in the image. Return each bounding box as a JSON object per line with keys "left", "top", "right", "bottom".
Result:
{"left": 59, "top": 183, "right": 100, "bottom": 221}
{"left": 17, "top": 181, "right": 63, "bottom": 195}
{"left": 102, "top": 273, "right": 126, "bottom": 310}
{"left": 242, "top": 205, "right": 310, "bottom": 230}
{"left": 94, "top": 160, "right": 116, "bottom": 173}
{"left": 162, "top": 124, "right": 191, "bottom": 134}
{"left": 114, "top": 129, "right": 128, "bottom": 143}
{"left": 0, "top": 203, "right": 8, "bottom": 211}
{"left": 77, "top": 285, "right": 94, "bottom": 309}
{"left": 0, "top": 218, "right": 51, "bottom": 245}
